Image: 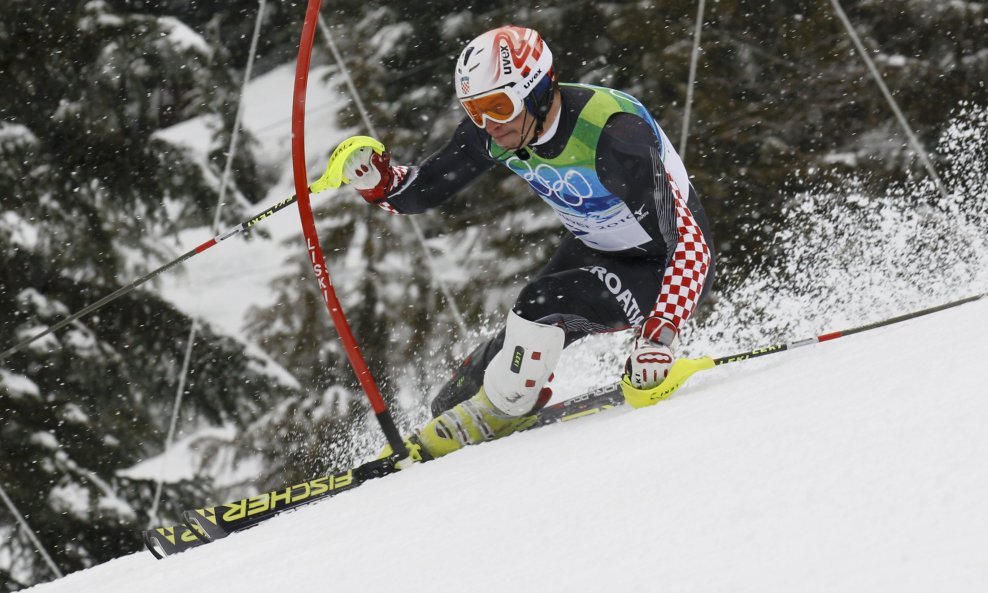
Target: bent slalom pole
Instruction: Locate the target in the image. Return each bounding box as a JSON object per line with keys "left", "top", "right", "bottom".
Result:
{"left": 291, "top": 0, "right": 407, "bottom": 459}
{"left": 622, "top": 292, "right": 988, "bottom": 408}
{"left": 0, "top": 162, "right": 346, "bottom": 364}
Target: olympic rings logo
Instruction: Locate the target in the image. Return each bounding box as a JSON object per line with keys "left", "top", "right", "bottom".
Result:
{"left": 505, "top": 157, "right": 596, "bottom": 207}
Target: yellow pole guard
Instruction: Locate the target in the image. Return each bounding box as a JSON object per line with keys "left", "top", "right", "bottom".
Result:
{"left": 311, "top": 135, "right": 386, "bottom": 193}
{"left": 621, "top": 356, "right": 716, "bottom": 409}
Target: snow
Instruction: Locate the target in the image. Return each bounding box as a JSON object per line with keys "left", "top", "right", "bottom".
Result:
{"left": 53, "top": 451, "right": 138, "bottom": 523}
{"left": 14, "top": 326, "right": 60, "bottom": 353}
{"left": 48, "top": 483, "right": 91, "bottom": 522}
{"left": 24, "top": 296, "right": 988, "bottom": 592}
{"left": 821, "top": 151, "right": 858, "bottom": 166}
{"left": 0, "top": 369, "right": 41, "bottom": 400}
{"left": 369, "top": 23, "right": 414, "bottom": 60}
{"left": 0, "top": 211, "right": 40, "bottom": 250}
{"left": 119, "top": 425, "right": 263, "bottom": 488}
{"left": 29, "top": 432, "right": 58, "bottom": 451}
{"left": 881, "top": 54, "right": 908, "bottom": 67}
{"left": 154, "top": 62, "right": 352, "bottom": 339}
{"left": 156, "top": 17, "right": 212, "bottom": 57}
{"left": 58, "top": 403, "right": 89, "bottom": 425}
{"left": 0, "top": 121, "right": 36, "bottom": 144}
{"left": 61, "top": 329, "right": 98, "bottom": 357}
{"left": 17, "top": 289, "right": 69, "bottom": 317}
{"left": 243, "top": 342, "right": 302, "bottom": 390}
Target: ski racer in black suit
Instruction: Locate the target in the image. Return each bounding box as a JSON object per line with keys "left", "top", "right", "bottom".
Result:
{"left": 339, "top": 25, "right": 715, "bottom": 461}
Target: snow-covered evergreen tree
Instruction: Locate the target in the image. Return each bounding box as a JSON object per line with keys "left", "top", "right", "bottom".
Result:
{"left": 0, "top": 3, "right": 299, "bottom": 588}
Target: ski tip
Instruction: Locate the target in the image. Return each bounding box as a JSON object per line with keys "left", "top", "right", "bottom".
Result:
{"left": 143, "top": 529, "right": 167, "bottom": 560}
{"left": 142, "top": 523, "right": 207, "bottom": 559}
{"left": 183, "top": 508, "right": 227, "bottom": 543}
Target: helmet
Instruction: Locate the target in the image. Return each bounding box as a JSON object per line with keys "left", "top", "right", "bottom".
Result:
{"left": 454, "top": 26, "right": 555, "bottom": 128}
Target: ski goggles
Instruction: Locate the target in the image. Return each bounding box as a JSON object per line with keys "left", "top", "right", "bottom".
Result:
{"left": 459, "top": 87, "right": 524, "bottom": 128}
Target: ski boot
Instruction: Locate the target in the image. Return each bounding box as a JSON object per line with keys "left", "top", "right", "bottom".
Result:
{"left": 384, "top": 311, "right": 564, "bottom": 464}
{"left": 416, "top": 386, "right": 543, "bottom": 460}
{"left": 381, "top": 386, "right": 545, "bottom": 463}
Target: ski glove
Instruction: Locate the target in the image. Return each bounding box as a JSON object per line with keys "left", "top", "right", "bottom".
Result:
{"left": 625, "top": 316, "right": 679, "bottom": 390}
{"left": 342, "top": 146, "right": 408, "bottom": 203}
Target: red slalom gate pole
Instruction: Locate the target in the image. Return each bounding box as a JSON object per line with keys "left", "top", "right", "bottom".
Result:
{"left": 291, "top": 1, "right": 407, "bottom": 458}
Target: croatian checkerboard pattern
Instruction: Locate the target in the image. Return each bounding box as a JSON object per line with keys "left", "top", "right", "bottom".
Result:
{"left": 651, "top": 177, "right": 711, "bottom": 332}
{"left": 373, "top": 165, "right": 409, "bottom": 214}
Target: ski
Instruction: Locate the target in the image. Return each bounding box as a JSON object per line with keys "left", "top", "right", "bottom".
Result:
{"left": 142, "top": 457, "right": 396, "bottom": 559}
{"left": 143, "top": 523, "right": 209, "bottom": 559}
{"left": 530, "top": 382, "right": 624, "bottom": 427}
{"left": 142, "top": 381, "right": 626, "bottom": 559}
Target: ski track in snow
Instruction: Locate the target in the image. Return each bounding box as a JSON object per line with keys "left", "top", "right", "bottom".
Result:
{"left": 26, "top": 298, "right": 988, "bottom": 592}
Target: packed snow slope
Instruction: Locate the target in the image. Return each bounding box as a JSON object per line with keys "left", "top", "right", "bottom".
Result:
{"left": 27, "top": 296, "right": 988, "bottom": 592}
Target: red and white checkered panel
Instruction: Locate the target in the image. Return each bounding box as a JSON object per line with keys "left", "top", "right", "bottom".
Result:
{"left": 374, "top": 166, "right": 408, "bottom": 214}
{"left": 651, "top": 175, "right": 711, "bottom": 332}
{"left": 375, "top": 200, "right": 399, "bottom": 214}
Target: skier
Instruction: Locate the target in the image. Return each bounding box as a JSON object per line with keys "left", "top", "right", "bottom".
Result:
{"left": 338, "top": 25, "right": 715, "bottom": 461}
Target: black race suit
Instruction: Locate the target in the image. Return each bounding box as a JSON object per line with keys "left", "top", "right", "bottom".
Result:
{"left": 370, "top": 84, "right": 715, "bottom": 416}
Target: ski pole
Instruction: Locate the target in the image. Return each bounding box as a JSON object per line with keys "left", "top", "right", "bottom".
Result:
{"left": 291, "top": 0, "right": 407, "bottom": 458}
{"left": 624, "top": 292, "right": 987, "bottom": 407}
{"left": 0, "top": 163, "right": 343, "bottom": 364}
